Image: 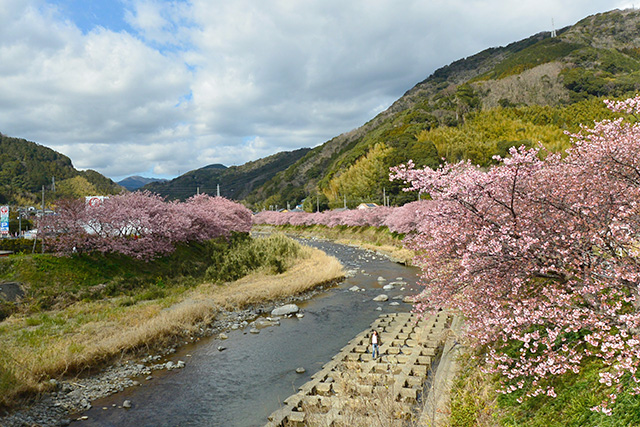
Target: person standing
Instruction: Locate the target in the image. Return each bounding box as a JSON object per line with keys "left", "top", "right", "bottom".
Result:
{"left": 371, "top": 330, "right": 380, "bottom": 359}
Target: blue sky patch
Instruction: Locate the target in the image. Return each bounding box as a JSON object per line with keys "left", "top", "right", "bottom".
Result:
{"left": 47, "top": 0, "right": 131, "bottom": 34}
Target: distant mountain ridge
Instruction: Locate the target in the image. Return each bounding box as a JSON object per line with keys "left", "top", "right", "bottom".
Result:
{"left": 118, "top": 176, "right": 168, "bottom": 191}
{"left": 142, "top": 148, "right": 311, "bottom": 201}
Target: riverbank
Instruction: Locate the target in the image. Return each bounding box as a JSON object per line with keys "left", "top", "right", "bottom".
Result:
{"left": 252, "top": 224, "right": 416, "bottom": 265}
{"left": 0, "top": 237, "right": 344, "bottom": 425}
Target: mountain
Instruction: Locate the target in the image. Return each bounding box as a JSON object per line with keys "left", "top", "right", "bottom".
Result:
{"left": 246, "top": 8, "right": 640, "bottom": 210}
{"left": 0, "top": 133, "right": 124, "bottom": 205}
{"left": 142, "top": 148, "right": 311, "bottom": 201}
{"left": 118, "top": 176, "right": 168, "bottom": 191}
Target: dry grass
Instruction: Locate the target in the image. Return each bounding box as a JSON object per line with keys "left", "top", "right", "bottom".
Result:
{"left": 204, "top": 246, "right": 344, "bottom": 310}
{"left": 448, "top": 352, "right": 500, "bottom": 427}
{"left": 0, "top": 245, "right": 344, "bottom": 408}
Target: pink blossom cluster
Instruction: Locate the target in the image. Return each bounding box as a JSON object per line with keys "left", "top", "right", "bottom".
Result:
{"left": 390, "top": 96, "right": 640, "bottom": 412}
{"left": 252, "top": 201, "right": 435, "bottom": 234}
{"left": 43, "top": 192, "right": 252, "bottom": 260}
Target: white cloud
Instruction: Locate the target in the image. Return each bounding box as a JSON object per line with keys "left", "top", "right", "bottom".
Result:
{"left": 0, "top": 0, "right": 631, "bottom": 181}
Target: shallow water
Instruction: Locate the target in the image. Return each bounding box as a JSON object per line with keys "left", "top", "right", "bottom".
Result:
{"left": 79, "top": 239, "right": 421, "bottom": 427}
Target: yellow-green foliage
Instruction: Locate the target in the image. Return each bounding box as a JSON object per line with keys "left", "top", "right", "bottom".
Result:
{"left": 55, "top": 176, "right": 99, "bottom": 199}
{"left": 418, "top": 98, "right": 615, "bottom": 165}
{"left": 324, "top": 143, "right": 392, "bottom": 205}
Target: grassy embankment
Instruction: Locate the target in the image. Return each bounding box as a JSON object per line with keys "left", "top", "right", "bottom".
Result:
{"left": 450, "top": 347, "right": 640, "bottom": 427}
{"left": 252, "top": 224, "right": 415, "bottom": 265}
{"left": 0, "top": 233, "right": 343, "bottom": 409}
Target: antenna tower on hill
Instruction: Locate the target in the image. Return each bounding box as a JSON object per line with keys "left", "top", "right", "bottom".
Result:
{"left": 551, "top": 18, "right": 557, "bottom": 37}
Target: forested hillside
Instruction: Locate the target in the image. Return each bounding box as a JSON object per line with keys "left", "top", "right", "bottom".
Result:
{"left": 142, "top": 148, "right": 310, "bottom": 201}
{"left": 245, "top": 8, "right": 640, "bottom": 210}
{"left": 0, "top": 133, "right": 123, "bottom": 205}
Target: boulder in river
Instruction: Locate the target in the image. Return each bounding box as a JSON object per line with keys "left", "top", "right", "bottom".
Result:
{"left": 373, "top": 294, "right": 389, "bottom": 302}
{"left": 383, "top": 284, "right": 394, "bottom": 290}
{"left": 271, "top": 304, "right": 299, "bottom": 316}
{"left": 296, "top": 367, "right": 306, "bottom": 374}
{"left": 349, "top": 286, "right": 360, "bottom": 292}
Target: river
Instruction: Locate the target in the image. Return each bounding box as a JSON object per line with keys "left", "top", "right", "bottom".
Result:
{"left": 78, "top": 238, "right": 421, "bottom": 427}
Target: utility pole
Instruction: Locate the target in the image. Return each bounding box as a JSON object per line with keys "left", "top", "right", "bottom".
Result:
{"left": 316, "top": 196, "right": 319, "bottom": 213}
{"left": 217, "top": 184, "right": 220, "bottom": 197}
{"left": 343, "top": 195, "right": 347, "bottom": 209}
{"left": 41, "top": 185, "right": 45, "bottom": 253}
{"left": 197, "top": 186, "right": 200, "bottom": 195}
{"left": 52, "top": 176, "right": 55, "bottom": 192}
{"left": 383, "top": 188, "right": 386, "bottom": 207}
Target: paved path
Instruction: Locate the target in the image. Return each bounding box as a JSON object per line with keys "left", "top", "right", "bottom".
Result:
{"left": 265, "top": 311, "right": 453, "bottom": 426}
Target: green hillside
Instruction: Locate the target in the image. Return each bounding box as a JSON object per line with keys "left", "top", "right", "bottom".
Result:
{"left": 0, "top": 133, "right": 124, "bottom": 205}
{"left": 245, "top": 8, "right": 640, "bottom": 210}
{"left": 142, "top": 148, "right": 311, "bottom": 202}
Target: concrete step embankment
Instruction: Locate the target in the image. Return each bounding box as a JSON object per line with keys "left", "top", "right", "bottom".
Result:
{"left": 265, "top": 311, "right": 453, "bottom": 426}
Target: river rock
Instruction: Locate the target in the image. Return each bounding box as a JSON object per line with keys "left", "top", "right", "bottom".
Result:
{"left": 122, "top": 400, "right": 132, "bottom": 409}
{"left": 403, "top": 296, "right": 415, "bottom": 303}
{"left": 390, "top": 302, "right": 400, "bottom": 306}
{"left": 255, "top": 318, "right": 280, "bottom": 328}
{"left": 250, "top": 328, "right": 260, "bottom": 334}
{"left": 271, "top": 304, "right": 299, "bottom": 316}
{"left": 390, "top": 281, "right": 407, "bottom": 287}
{"left": 377, "top": 276, "right": 386, "bottom": 282}
{"left": 382, "top": 284, "right": 394, "bottom": 290}
{"left": 218, "top": 346, "right": 227, "bottom": 352}
{"left": 219, "top": 333, "right": 228, "bottom": 340}
{"left": 296, "top": 367, "right": 306, "bottom": 374}
{"left": 376, "top": 307, "right": 383, "bottom": 311}
{"left": 296, "top": 313, "right": 304, "bottom": 318}
{"left": 349, "top": 286, "right": 360, "bottom": 292}
{"left": 373, "top": 294, "right": 389, "bottom": 302}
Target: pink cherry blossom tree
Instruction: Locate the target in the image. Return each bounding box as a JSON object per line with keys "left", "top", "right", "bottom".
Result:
{"left": 390, "top": 96, "right": 640, "bottom": 413}
{"left": 44, "top": 192, "right": 252, "bottom": 260}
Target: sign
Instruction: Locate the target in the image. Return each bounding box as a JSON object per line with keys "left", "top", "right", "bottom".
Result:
{"left": 0, "top": 206, "right": 8, "bottom": 235}
{"left": 85, "top": 196, "right": 108, "bottom": 208}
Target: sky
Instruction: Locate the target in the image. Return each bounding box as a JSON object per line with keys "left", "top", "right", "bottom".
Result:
{"left": 0, "top": 0, "right": 633, "bottom": 181}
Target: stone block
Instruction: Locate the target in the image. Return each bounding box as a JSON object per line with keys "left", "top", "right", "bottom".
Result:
{"left": 412, "top": 365, "right": 428, "bottom": 376}
{"left": 287, "top": 411, "right": 306, "bottom": 426}
{"left": 316, "top": 383, "right": 332, "bottom": 396}
{"left": 417, "top": 356, "right": 432, "bottom": 366}
{"left": 406, "top": 376, "right": 423, "bottom": 388}
{"left": 399, "top": 387, "right": 418, "bottom": 403}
